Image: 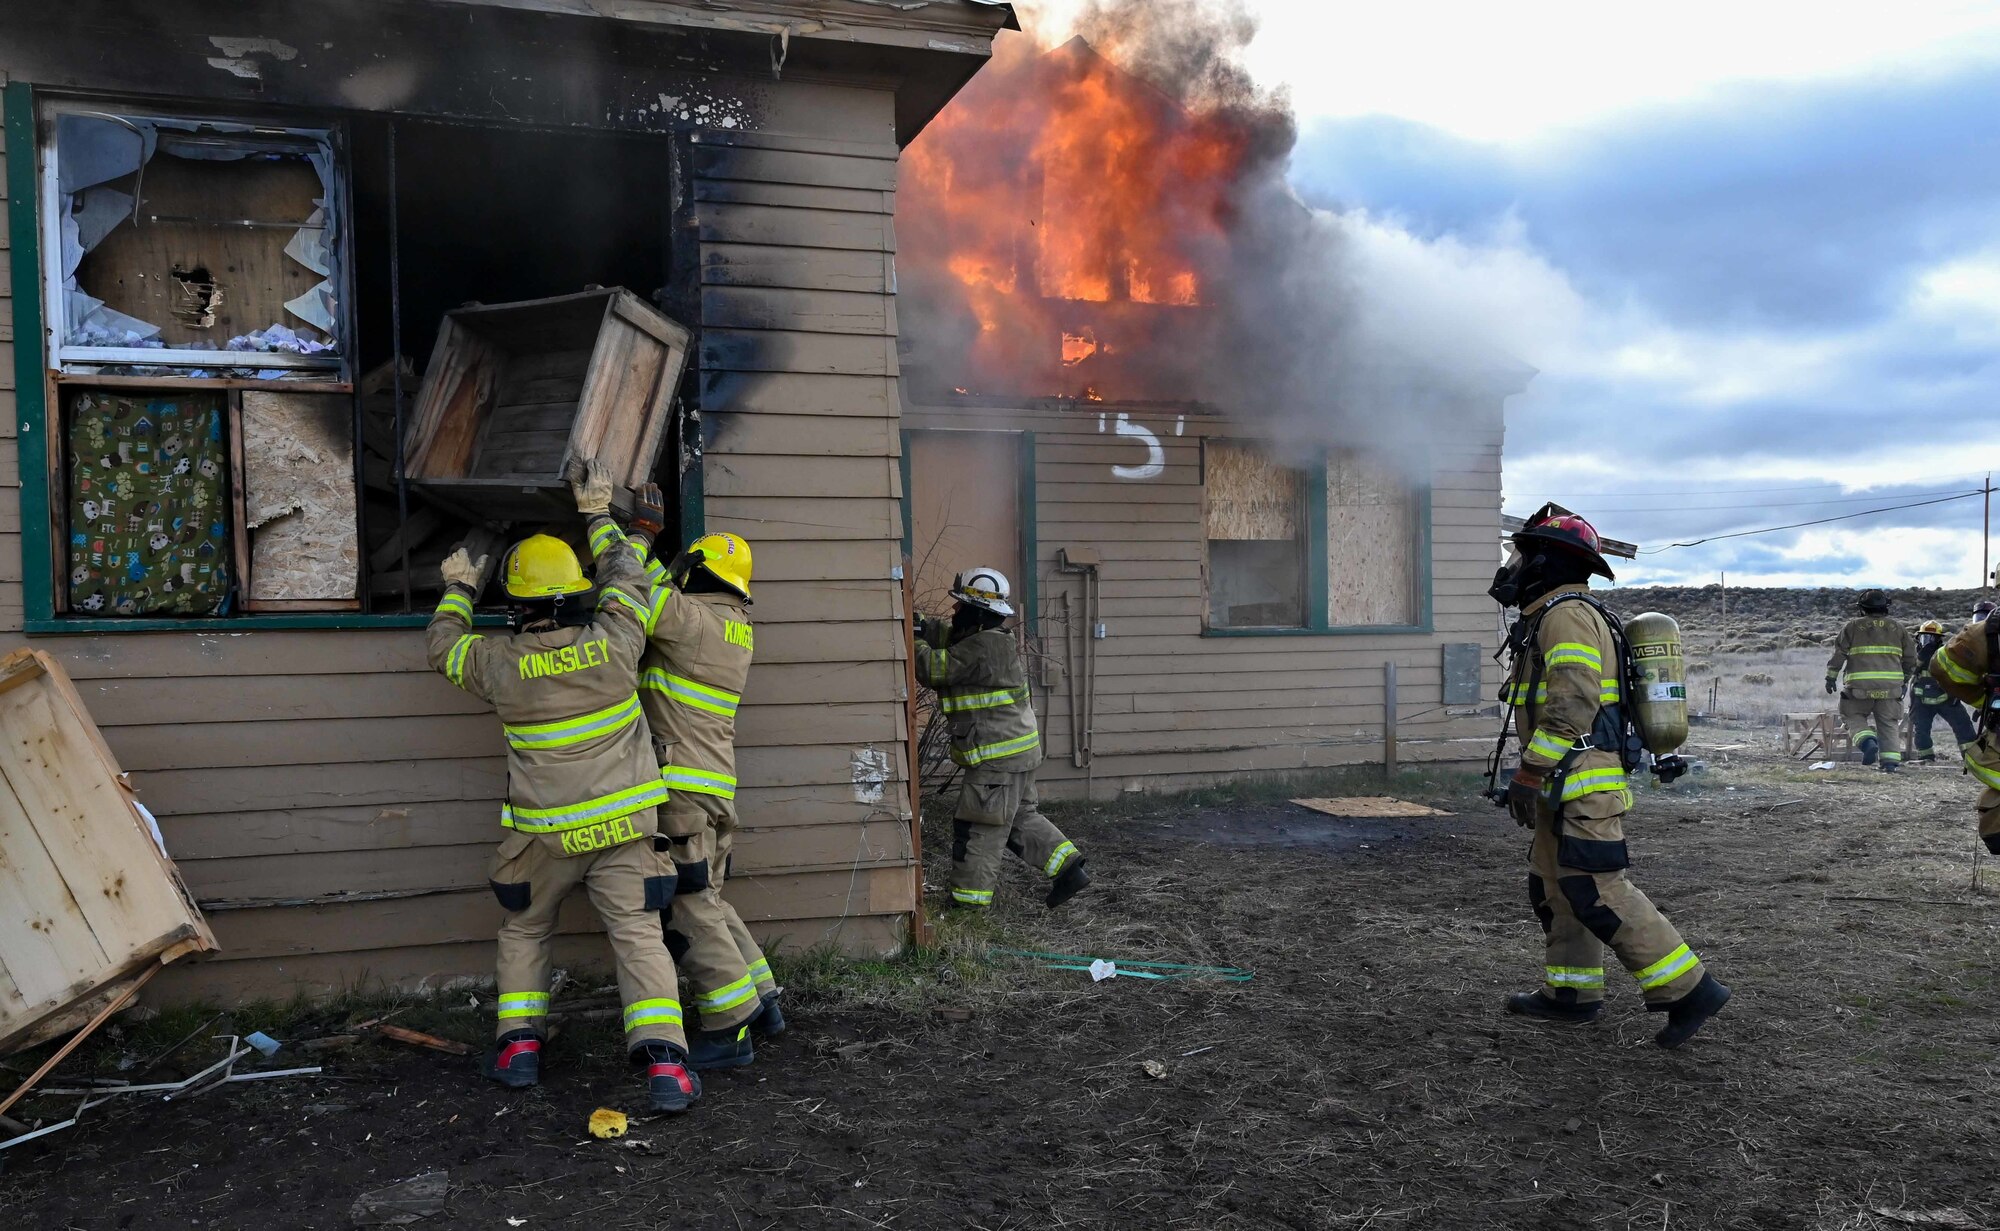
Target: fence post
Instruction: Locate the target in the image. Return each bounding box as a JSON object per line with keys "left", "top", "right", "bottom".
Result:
{"left": 1383, "top": 661, "right": 1399, "bottom": 779}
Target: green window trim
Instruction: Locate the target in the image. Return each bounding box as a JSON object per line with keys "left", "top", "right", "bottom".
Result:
{"left": 1200, "top": 441, "right": 1435, "bottom": 638}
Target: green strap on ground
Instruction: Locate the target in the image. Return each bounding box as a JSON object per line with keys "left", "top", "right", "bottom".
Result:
{"left": 988, "top": 947, "right": 1254, "bottom": 982}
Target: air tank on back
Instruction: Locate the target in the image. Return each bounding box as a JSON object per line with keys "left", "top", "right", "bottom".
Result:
{"left": 1624, "top": 612, "right": 1688, "bottom": 754}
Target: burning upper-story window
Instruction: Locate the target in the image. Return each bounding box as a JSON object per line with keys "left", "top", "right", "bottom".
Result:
{"left": 901, "top": 37, "right": 1251, "bottom": 403}
{"left": 40, "top": 103, "right": 347, "bottom": 380}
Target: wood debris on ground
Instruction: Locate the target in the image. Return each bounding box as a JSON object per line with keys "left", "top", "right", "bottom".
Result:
{"left": 1290, "top": 796, "right": 1453, "bottom": 819}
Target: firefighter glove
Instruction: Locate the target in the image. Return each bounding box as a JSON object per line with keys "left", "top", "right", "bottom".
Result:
{"left": 1506, "top": 767, "right": 1545, "bottom": 827}
{"left": 441, "top": 547, "right": 489, "bottom": 593}
{"left": 667, "top": 547, "right": 702, "bottom": 586}
{"left": 913, "top": 613, "right": 936, "bottom": 642}
{"left": 570, "top": 456, "right": 615, "bottom": 516}
{"left": 1824, "top": 676, "right": 1837, "bottom": 695}
{"left": 633, "top": 482, "right": 667, "bottom": 539}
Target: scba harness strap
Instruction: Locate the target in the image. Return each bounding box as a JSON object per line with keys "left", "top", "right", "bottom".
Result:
{"left": 1490, "top": 592, "right": 1645, "bottom": 821}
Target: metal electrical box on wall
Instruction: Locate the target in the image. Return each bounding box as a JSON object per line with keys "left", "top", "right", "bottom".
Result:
{"left": 1441, "top": 642, "right": 1483, "bottom": 705}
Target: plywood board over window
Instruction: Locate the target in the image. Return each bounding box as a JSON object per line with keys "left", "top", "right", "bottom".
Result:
{"left": 1205, "top": 441, "right": 1304, "bottom": 629}
{"left": 1327, "top": 448, "right": 1417, "bottom": 626}
{"left": 906, "top": 430, "right": 1021, "bottom": 616}
{"left": 236, "top": 391, "right": 360, "bottom": 608}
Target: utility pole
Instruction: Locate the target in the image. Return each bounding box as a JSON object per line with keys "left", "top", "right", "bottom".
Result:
{"left": 1719, "top": 571, "right": 1726, "bottom": 620}
{"left": 1985, "top": 472, "right": 1992, "bottom": 589}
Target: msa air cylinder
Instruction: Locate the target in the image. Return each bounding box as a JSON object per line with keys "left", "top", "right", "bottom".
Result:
{"left": 1625, "top": 612, "right": 1689, "bottom": 754}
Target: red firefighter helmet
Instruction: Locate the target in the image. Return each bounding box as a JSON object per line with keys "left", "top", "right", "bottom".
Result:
{"left": 1513, "top": 502, "right": 1615, "bottom": 581}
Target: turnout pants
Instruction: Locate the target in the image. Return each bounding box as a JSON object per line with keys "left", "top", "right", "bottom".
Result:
{"left": 1840, "top": 693, "right": 1906, "bottom": 764}
{"left": 1978, "top": 787, "right": 2000, "bottom": 856}
{"left": 1527, "top": 805, "right": 1707, "bottom": 1009}
{"left": 949, "top": 768, "right": 1080, "bottom": 908}
{"left": 662, "top": 793, "right": 776, "bottom": 1033}
{"left": 488, "top": 814, "right": 686, "bottom": 1052}
{"left": 1912, "top": 698, "right": 1976, "bottom": 756}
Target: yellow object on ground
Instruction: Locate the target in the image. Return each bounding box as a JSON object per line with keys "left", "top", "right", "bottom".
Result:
{"left": 588, "top": 1108, "right": 629, "bottom": 1139}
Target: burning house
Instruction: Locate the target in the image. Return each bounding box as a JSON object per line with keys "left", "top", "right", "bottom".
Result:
{"left": 898, "top": 32, "right": 1519, "bottom": 793}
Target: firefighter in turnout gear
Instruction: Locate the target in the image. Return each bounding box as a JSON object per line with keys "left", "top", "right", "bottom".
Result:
{"left": 1911, "top": 619, "right": 1976, "bottom": 763}
{"left": 1826, "top": 591, "right": 1918, "bottom": 771}
{"left": 1927, "top": 613, "right": 2000, "bottom": 855}
{"left": 588, "top": 483, "right": 783, "bottom": 1073}
{"left": 427, "top": 459, "right": 699, "bottom": 1114}
{"left": 1491, "top": 504, "right": 1730, "bottom": 1049}
{"left": 913, "top": 567, "right": 1092, "bottom": 910}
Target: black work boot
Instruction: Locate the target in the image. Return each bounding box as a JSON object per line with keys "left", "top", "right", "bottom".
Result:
{"left": 1505, "top": 991, "right": 1602, "bottom": 1023}
{"left": 751, "top": 993, "right": 788, "bottom": 1039}
{"left": 637, "top": 1042, "right": 703, "bottom": 1113}
{"left": 1655, "top": 974, "right": 1731, "bottom": 1049}
{"left": 686, "top": 1023, "right": 755, "bottom": 1071}
{"left": 1047, "top": 858, "right": 1092, "bottom": 908}
{"left": 1858, "top": 735, "right": 1880, "bottom": 766}
{"left": 485, "top": 1029, "right": 542, "bottom": 1089}
{"left": 1914, "top": 752, "right": 1938, "bottom": 764}
{"left": 1882, "top": 759, "right": 1902, "bottom": 774}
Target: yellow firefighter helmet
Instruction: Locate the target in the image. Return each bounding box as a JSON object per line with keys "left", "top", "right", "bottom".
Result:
{"left": 1920, "top": 619, "right": 1946, "bottom": 636}
{"left": 502, "top": 534, "right": 592, "bottom": 599}
{"left": 689, "top": 532, "right": 753, "bottom": 600}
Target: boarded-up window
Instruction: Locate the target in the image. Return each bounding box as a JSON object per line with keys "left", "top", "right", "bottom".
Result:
{"left": 1205, "top": 442, "right": 1304, "bottom": 629}
{"left": 1327, "top": 449, "right": 1418, "bottom": 626}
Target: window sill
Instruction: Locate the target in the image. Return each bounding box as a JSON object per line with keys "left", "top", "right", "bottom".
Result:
{"left": 1202, "top": 623, "right": 1436, "bottom": 638}
{"left": 25, "top": 612, "right": 511, "bottom": 635}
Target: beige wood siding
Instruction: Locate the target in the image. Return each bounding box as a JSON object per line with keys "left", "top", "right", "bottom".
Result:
{"left": 904, "top": 402, "right": 1506, "bottom": 795}
{"left": 0, "top": 84, "right": 923, "bottom": 1004}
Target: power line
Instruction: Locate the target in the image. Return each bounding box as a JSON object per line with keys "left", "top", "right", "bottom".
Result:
{"left": 1637, "top": 490, "right": 1986, "bottom": 554}
{"left": 1583, "top": 487, "right": 1984, "bottom": 514}
{"left": 1529, "top": 473, "right": 1993, "bottom": 501}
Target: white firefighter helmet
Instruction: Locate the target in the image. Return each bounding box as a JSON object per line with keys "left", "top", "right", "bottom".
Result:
{"left": 951, "top": 566, "right": 1014, "bottom": 617}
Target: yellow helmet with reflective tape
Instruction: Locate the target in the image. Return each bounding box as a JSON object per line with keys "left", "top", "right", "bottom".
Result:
{"left": 1920, "top": 619, "right": 1946, "bottom": 636}
{"left": 503, "top": 534, "right": 591, "bottom": 599}
{"left": 689, "top": 532, "right": 752, "bottom": 600}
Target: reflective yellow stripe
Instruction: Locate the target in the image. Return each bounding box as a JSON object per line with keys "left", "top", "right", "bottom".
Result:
{"left": 503, "top": 693, "right": 642, "bottom": 750}
{"left": 951, "top": 887, "right": 993, "bottom": 905}
{"left": 435, "top": 592, "right": 474, "bottom": 623}
{"left": 501, "top": 780, "right": 670, "bottom": 833}
{"left": 497, "top": 991, "right": 550, "bottom": 1020}
{"left": 644, "top": 585, "right": 670, "bottom": 636}
{"left": 641, "top": 668, "right": 741, "bottom": 717}
{"left": 1965, "top": 756, "right": 2000, "bottom": 790}
{"left": 1044, "top": 840, "right": 1079, "bottom": 877}
{"left": 599, "top": 585, "right": 649, "bottom": 622}
{"left": 1526, "top": 729, "right": 1572, "bottom": 761}
{"left": 955, "top": 730, "right": 1040, "bottom": 766}
{"left": 1504, "top": 682, "right": 1548, "bottom": 704}
{"left": 1846, "top": 671, "right": 1906, "bottom": 682}
{"left": 748, "top": 958, "right": 773, "bottom": 982}
{"left": 1600, "top": 678, "right": 1622, "bottom": 702}
{"left": 1559, "top": 767, "right": 1628, "bottom": 802}
{"left": 940, "top": 687, "right": 1025, "bottom": 713}
{"left": 588, "top": 521, "right": 623, "bottom": 557}
{"left": 1634, "top": 944, "right": 1699, "bottom": 989}
{"left": 622, "top": 998, "right": 684, "bottom": 1030}
{"left": 446, "top": 634, "right": 482, "bottom": 688}
{"left": 1936, "top": 647, "right": 1978, "bottom": 685}
{"left": 1851, "top": 645, "right": 1904, "bottom": 655}
{"left": 698, "top": 975, "right": 760, "bottom": 1013}
{"left": 662, "top": 765, "right": 738, "bottom": 799}
{"left": 1544, "top": 966, "right": 1604, "bottom": 988}
{"left": 1853, "top": 727, "right": 1877, "bottom": 742}
{"left": 1545, "top": 642, "right": 1602, "bottom": 669}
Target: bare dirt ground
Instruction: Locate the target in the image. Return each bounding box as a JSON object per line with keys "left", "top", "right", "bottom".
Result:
{"left": 5, "top": 713, "right": 1999, "bottom": 1230}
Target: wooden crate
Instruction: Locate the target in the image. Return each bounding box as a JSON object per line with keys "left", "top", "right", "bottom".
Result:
{"left": 403, "top": 288, "right": 692, "bottom": 522}
{"left": 0, "top": 650, "right": 217, "bottom": 1055}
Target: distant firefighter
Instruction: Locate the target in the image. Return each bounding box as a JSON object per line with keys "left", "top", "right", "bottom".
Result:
{"left": 1927, "top": 606, "right": 2000, "bottom": 856}
{"left": 1910, "top": 619, "right": 1976, "bottom": 763}
{"left": 1825, "top": 590, "right": 1918, "bottom": 772}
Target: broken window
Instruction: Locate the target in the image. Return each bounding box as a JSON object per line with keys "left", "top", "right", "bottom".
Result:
{"left": 1204, "top": 441, "right": 1305, "bottom": 629}
{"left": 1327, "top": 449, "right": 1421, "bottom": 627}
{"left": 43, "top": 104, "right": 345, "bottom": 378}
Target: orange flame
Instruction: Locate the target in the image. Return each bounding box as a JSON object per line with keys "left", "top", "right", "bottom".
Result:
{"left": 901, "top": 36, "right": 1251, "bottom": 401}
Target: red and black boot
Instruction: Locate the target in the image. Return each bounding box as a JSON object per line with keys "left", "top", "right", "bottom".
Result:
{"left": 637, "top": 1042, "right": 703, "bottom": 1114}
{"left": 485, "top": 1029, "right": 543, "bottom": 1089}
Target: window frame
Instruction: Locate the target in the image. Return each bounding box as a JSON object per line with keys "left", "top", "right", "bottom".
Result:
{"left": 1200, "top": 438, "right": 1435, "bottom": 638}
{"left": 5, "top": 83, "right": 499, "bottom": 634}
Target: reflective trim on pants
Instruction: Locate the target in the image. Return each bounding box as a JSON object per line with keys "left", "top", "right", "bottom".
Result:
{"left": 1634, "top": 944, "right": 1699, "bottom": 990}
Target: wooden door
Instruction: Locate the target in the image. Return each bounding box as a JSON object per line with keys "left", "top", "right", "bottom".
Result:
{"left": 906, "top": 430, "right": 1024, "bottom": 620}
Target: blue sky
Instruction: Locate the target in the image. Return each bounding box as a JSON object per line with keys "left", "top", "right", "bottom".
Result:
{"left": 1027, "top": 1, "right": 2000, "bottom": 586}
